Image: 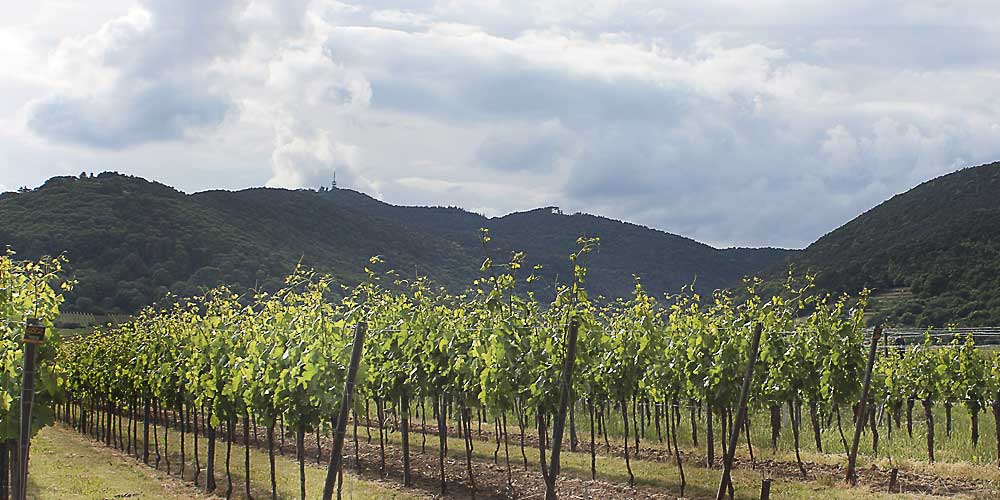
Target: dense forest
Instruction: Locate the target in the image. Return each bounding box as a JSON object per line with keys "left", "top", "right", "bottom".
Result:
{"left": 6, "top": 163, "right": 999, "bottom": 327}
{"left": 0, "top": 172, "right": 791, "bottom": 314}
{"left": 772, "top": 161, "right": 1000, "bottom": 326}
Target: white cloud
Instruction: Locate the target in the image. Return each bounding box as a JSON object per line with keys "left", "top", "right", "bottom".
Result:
{"left": 266, "top": 126, "right": 377, "bottom": 194}
{"left": 811, "top": 37, "right": 864, "bottom": 57}
{"left": 821, "top": 125, "right": 861, "bottom": 169}
{"left": 4, "top": 0, "right": 1000, "bottom": 247}
{"left": 369, "top": 9, "right": 432, "bottom": 28}
{"left": 24, "top": 1, "right": 247, "bottom": 148}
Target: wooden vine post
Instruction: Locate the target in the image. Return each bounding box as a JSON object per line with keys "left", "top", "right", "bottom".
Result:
{"left": 545, "top": 319, "right": 581, "bottom": 500}
{"left": 846, "top": 324, "right": 883, "bottom": 485}
{"left": 15, "top": 319, "right": 46, "bottom": 500}
{"left": 760, "top": 478, "right": 772, "bottom": 500}
{"left": 322, "top": 321, "right": 368, "bottom": 500}
{"left": 716, "top": 322, "right": 763, "bottom": 500}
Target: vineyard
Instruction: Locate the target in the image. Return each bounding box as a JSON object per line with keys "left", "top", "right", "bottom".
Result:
{"left": 4, "top": 234, "right": 1000, "bottom": 499}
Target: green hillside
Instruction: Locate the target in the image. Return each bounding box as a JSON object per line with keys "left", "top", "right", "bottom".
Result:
{"left": 0, "top": 172, "right": 793, "bottom": 313}
{"left": 777, "top": 161, "right": 1000, "bottom": 326}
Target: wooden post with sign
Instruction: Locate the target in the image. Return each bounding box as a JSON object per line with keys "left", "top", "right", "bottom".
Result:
{"left": 16, "top": 319, "right": 45, "bottom": 500}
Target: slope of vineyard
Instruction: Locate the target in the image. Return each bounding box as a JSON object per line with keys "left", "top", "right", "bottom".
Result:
{"left": 775, "top": 161, "right": 1000, "bottom": 326}
{"left": 0, "top": 172, "right": 793, "bottom": 313}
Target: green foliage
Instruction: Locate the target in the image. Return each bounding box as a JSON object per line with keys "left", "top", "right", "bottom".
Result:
{"left": 46, "top": 230, "right": 1000, "bottom": 500}
{"left": 776, "top": 161, "right": 1000, "bottom": 326}
{"left": 53, "top": 239, "right": 880, "bottom": 452}
{"left": 0, "top": 251, "right": 72, "bottom": 440}
{"left": 0, "top": 172, "right": 791, "bottom": 314}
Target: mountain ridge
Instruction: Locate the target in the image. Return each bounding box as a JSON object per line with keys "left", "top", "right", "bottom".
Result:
{"left": 0, "top": 172, "right": 795, "bottom": 313}
{"left": 771, "top": 161, "right": 1000, "bottom": 326}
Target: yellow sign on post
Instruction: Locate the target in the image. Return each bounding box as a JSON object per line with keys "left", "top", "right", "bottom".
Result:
{"left": 23, "top": 319, "right": 45, "bottom": 344}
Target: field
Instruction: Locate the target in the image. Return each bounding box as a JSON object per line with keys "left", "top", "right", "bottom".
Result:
{"left": 27, "top": 403, "right": 1000, "bottom": 500}
{"left": 27, "top": 423, "right": 418, "bottom": 500}
{"left": 7, "top": 244, "right": 1000, "bottom": 500}
{"left": 27, "top": 425, "right": 207, "bottom": 500}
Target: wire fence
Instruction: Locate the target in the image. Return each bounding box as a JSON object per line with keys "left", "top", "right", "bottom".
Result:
{"left": 7, "top": 312, "right": 1000, "bottom": 351}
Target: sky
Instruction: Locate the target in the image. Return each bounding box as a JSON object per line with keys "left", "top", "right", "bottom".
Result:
{"left": 3, "top": 1, "right": 1000, "bottom": 249}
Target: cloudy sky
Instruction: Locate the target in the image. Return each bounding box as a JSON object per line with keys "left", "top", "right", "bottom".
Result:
{"left": 3, "top": 1, "right": 1000, "bottom": 248}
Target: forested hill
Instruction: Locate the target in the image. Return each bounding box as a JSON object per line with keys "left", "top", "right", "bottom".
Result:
{"left": 774, "top": 161, "right": 1000, "bottom": 326}
{"left": 0, "top": 172, "right": 794, "bottom": 313}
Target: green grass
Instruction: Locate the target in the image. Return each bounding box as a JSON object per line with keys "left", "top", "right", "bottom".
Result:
{"left": 36, "top": 401, "right": 1000, "bottom": 500}
{"left": 567, "top": 402, "right": 1000, "bottom": 473}
{"left": 28, "top": 422, "right": 424, "bottom": 500}
{"left": 366, "top": 400, "right": 1000, "bottom": 497}
{"left": 26, "top": 425, "right": 209, "bottom": 500}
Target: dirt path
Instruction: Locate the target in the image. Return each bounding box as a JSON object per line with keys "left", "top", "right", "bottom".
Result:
{"left": 384, "top": 419, "right": 1000, "bottom": 498}
{"left": 64, "top": 407, "right": 999, "bottom": 499}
